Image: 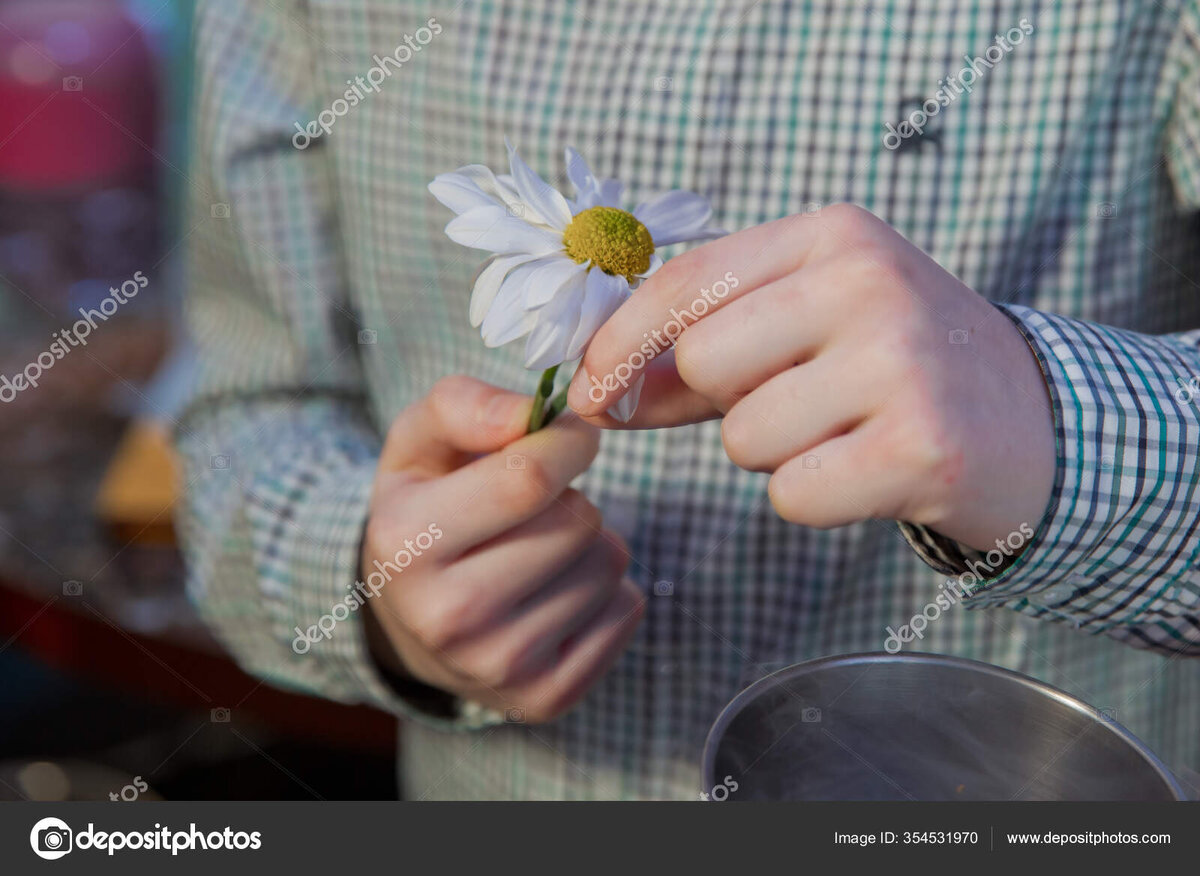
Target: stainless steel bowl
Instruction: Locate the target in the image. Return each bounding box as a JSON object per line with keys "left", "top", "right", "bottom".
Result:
{"left": 702, "top": 652, "right": 1185, "bottom": 801}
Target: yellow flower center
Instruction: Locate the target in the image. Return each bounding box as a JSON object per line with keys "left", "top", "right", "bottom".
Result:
{"left": 562, "top": 206, "right": 655, "bottom": 280}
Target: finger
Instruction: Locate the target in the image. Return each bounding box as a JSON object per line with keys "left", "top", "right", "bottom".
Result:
{"left": 520, "top": 577, "right": 645, "bottom": 722}
{"left": 380, "top": 375, "right": 533, "bottom": 475}
{"left": 433, "top": 491, "right": 614, "bottom": 635}
{"left": 721, "top": 346, "right": 884, "bottom": 472}
{"left": 567, "top": 213, "right": 827, "bottom": 416}
{"left": 455, "top": 540, "right": 629, "bottom": 689}
{"left": 671, "top": 264, "right": 841, "bottom": 410}
{"left": 423, "top": 413, "right": 601, "bottom": 553}
{"left": 766, "top": 409, "right": 912, "bottom": 529}
{"left": 574, "top": 352, "right": 719, "bottom": 430}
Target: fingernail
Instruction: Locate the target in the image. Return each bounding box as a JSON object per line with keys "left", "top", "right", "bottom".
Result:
{"left": 567, "top": 366, "right": 594, "bottom": 413}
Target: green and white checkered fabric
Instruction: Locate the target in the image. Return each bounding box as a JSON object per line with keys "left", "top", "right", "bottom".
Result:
{"left": 176, "top": 0, "right": 1200, "bottom": 799}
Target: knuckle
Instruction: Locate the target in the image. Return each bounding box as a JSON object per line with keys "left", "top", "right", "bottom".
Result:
{"left": 521, "top": 701, "right": 563, "bottom": 724}
{"left": 720, "top": 406, "right": 759, "bottom": 470}
{"left": 527, "top": 686, "right": 581, "bottom": 724}
{"left": 766, "top": 467, "right": 847, "bottom": 529}
{"left": 604, "top": 535, "right": 632, "bottom": 576}
{"left": 648, "top": 247, "right": 694, "bottom": 290}
{"left": 497, "top": 459, "right": 555, "bottom": 511}
{"left": 417, "top": 590, "right": 475, "bottom": 649}
{"left": 429, "top": 374, "right": 471, "bottom": 409}
{"left": 855, "top": 239, "right": 907, "bottom": 279}
{"left": 562, "top": 489, "right": 603, "bottom": 532}
{"left": 818, "top": 202, "right": 877, "bottom": 240}
{"left": 475, "top": 647, "right": 529, "bottom": 690}
{"left": 673, "top": 329, "right": 720, "bottom": 395}
{"left": 767, "top": 471, "right": 807, "bottom": 525}
{"left": 869, "top": 313, "right": 923, "bottom": 375}
{"left": 568, "top": 418, "right": 603, "bottom": 460}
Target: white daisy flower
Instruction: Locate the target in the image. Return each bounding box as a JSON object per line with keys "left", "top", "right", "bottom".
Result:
{"left": 429, "top": 142, "right": 724, "bottom": 424}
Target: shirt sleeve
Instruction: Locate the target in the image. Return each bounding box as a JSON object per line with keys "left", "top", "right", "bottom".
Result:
{"left": 901, "top": 305, "right": 1200, "bottom": 656}
{"left": 1162, "top": 0, "right": 1200, "bottom": 210}
{"left": 176, "top": 0, "right": 494, "bottom": 729}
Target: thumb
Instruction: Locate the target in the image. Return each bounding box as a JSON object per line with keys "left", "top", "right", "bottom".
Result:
{"left": 380, "top": 376, "right": 532, "bottom": 476}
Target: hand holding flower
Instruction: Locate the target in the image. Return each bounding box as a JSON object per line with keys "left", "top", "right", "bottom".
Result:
{"left": 566, "top": 204, "right": 1057, "bottom": 553}
{"left": 429, "top": 143, "right": 723, "bottom": 428}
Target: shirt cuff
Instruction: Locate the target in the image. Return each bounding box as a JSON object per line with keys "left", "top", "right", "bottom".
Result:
{"left": 901, "top": 304, "right": 1200, "bottom": 650}
{"left": 902, "top": 303, "right": 1200, "bottom": 652}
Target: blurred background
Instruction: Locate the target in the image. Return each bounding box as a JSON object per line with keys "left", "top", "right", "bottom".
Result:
{"left": 0, "top": 0, "right": 396, "bottom": 801}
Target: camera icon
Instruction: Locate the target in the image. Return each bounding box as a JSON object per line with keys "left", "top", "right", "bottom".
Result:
{"left": 504, "top": 707, "right": 525, "bottom": 723}
{"left": 653, "top": 580, "right": 674, "bottom": 596}
{"left": 655, "top": 76, "right": 673, "bottom": 91}
{"left": 1096, "top": 202, "right": 1117, "bottom": 218}
{"left": 211, "top": 203, "right": 231, "bottom": 219}
{"left": 210, "top": 707, "right": 231, "bottom": 723}
{"left": 948, "top": 328, "right": 970, "bottom": 345}
{"left": 801, "top": 454, "right": 820, "bottom": 470}
{"left": 62, "top": 76, "right": 83, "bottom": 92}
{"left": 800, "top": 201, "right": 824, "bottom": 216}
{"left": 506, "top": 454, "right": 526, "bottom": 470}
{"left": 62, "top": 580, "right": 83, "bottom": 597}
{"left": 357, "top": 328, "right": 377, "bottom": 345}
{"left": 506, "top": 202, "right": 526, "bottom": 218}
{"left": 35, "top": 823, "right": 72, "bottom": 858}
{"left": 1098, "top": 707, "right": 1118, "bottom": 724}
{"left": 1100, "top": 455, "right": 1115, "bottom": 471}
{"left": 801, "top": 707, "right": 822, "bottom": 723}
{"left": 210, "top": 454, "right": 230, "bottom": 470}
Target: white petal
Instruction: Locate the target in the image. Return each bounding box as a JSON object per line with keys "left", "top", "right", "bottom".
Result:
{"left": 506, "top": 141, "right": 573, "bottom": 230}
{"left": 565, "top": 147, "right": 625, "bottom": 211}
{"left": 470, "top": 253, "right": 539, "bottom": 326}
{"left": 597, "top": 178, "right": 624, "bottom": 208}
{"left": 522, "top": 257, "right": 589, "bottom": 310}
{"left": 634, "top": 190, "right": 715, "bottom": 245}
{"left": 524, "top": 272, "right": 585, "bottom": 369}
{"left": 654, "top": 224, "right": 729, "bottom": 246}
{"left": 480, "top": 257, "right": 554, "bottom": 346}
{"left": 638, "top": 253, "right": 664, "bottom": 278}
{"left": 483, "top": 310, "right": 537, "bottom": 348}
{"left": 428, "top": 171, "right": 505, "bottom": 215}
{"left": 454, "top": 165, "right": 524, "bottom": 210}
{"left": 608, "top": 374, "right": 645, "bottom": 423}
{"left": 445, "top": 205, "right": 564, "bottom": 255}
{"left": 564, "top": 269, "right": 629, "bottom": 360}
{"left": 565, "top": 147, "right": 599, "bottom": 201}
{"left": 441, "top": 166, "right": 555, "bottom": 227}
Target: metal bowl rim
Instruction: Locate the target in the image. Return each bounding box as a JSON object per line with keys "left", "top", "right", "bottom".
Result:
{"left": 700, "top": 651, "right": 1186, "bottom": 800}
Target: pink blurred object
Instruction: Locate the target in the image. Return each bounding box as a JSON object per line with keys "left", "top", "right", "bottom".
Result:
{"left": 0, "top": 0, "right": 158, "bottom": 192}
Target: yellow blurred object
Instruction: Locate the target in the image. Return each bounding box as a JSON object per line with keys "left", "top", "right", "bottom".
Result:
{"left": 94, "top": 420, "right": 179, "bottom": 544}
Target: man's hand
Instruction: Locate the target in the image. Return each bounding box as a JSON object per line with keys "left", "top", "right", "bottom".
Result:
{"left": 361, "top": 376, "right": 644, "bottom": 723}
{"left": 567, "top": 204, "right": 1056, "bottom": 552}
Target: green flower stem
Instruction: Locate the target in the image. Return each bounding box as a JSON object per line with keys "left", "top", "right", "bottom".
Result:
{"left": 542, "top": 384, "right": 571, "bottom": 428}
{"left": 527, "top": 364, "right": 560, "bottom": 433}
